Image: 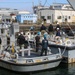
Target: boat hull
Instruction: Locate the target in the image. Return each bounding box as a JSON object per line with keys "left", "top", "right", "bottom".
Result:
{"left": 49, "top": 44, "right": 75, "bottom": 63}
{"left": 0, "top": 57, "right": 62, "bottom": 72}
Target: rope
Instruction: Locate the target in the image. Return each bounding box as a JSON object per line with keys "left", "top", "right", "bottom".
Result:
{"left": 67, "top": 23, "right": 75, "bottom": 39}
{"left": 61, "top": 45, "right": 66, "bottom": 56}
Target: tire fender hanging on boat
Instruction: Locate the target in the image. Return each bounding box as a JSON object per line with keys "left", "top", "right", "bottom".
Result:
{"left": 65, "top": 39, "right": 72, "bottom": 46}
{"left": 11, "top": 43, "right": 15, "bottom": 53}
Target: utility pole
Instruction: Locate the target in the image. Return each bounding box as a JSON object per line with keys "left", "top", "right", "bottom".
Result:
{"left": 32, "top": 0, "right": 34, "bottom": 13}
{"left": 32, "top": 0, "right": 34, "bottom": 7}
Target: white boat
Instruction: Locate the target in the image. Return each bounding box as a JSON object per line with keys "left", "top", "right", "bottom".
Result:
{"left": 26, "top": 29, "right": 75, "bottom": 63}
{"left": 42, "top": 29, "right": 75, "bottom": 63}
{"left": 0, "top": 23, "right": 62, "bottom": 72}
{"left": 47, "top": 0, "right": 75, "bottom": 63}
{"left": 0, "top": 48, "right": 62, "bottom": 72}
{"left": 34, "top": 30, "right": 75, "bottom": 63}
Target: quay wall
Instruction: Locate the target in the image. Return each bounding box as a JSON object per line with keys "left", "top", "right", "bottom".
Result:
{"left": 19, "top": 24, "right": 75, "bottom": 32}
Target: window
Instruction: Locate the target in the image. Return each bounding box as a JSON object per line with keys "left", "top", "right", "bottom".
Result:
{"left": 54, "top": 6, "right": 62, "bottom": 9}
{"left": 57, "top": 16, "right": 61, "bottom": 19}
{"left": 47, "top": 16, "right": 51, "bottom": 19}
{"left": 41, "top": 16, "right": 45, "bottom": 19}
{"left": 68, "top": 16, "right": 70, "bottom": 19}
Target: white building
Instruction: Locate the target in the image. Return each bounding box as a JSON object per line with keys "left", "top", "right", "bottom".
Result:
{"left": 38, "top": 9, "right": 75, "bottom": 23}
{"left": 16, "top": 14, "right": 37, "bottom": 24}
{"left": 18, "top": 10, "right": 30, "bottom": 14}
{"left": 16, "top": 10, "right": 37, "bottom": 24}
{"left": 0, "top": 8, "right": 18, "bottom": 21}
{"left": 50, "top": 3, "right": 72, "bottom": 10}
{"left": 34, "top": 3, "right": 75, "bottom": 23}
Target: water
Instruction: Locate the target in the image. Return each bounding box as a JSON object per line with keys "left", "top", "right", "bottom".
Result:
{"left": 0, "top": 63, "right": 75, "bottom": 75}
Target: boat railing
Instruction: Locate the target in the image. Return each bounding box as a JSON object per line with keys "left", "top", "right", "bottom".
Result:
{"left": 58, "top": 48, "right": 62, "bottom": 55}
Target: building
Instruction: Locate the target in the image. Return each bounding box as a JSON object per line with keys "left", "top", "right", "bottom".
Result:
{"left": 18, "top": 11, "right": 30, "bottom": 14}
{"left": 50, "top": 3, "right": 72, "bottom": 10}
{"left": 33, "top": 3, "right": 75, "bottom": 23}
{"left": 33, "top": 5, "right": 49, "bottom": 14}
{"left": 16, "top": 13, "right": 37, "bottom": 24}
{"left": 0, "top": 8, "right": 18, "bottom": 22}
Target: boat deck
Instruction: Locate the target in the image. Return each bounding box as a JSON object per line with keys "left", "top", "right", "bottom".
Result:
{"left": 18, "top": 50, "right": 52, "bottom": 58}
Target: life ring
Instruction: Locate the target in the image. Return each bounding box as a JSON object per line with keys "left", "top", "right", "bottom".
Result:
{"left": 65, "top": 39, "right": 72, "bottom": 46}
{"left": 59, "top": 39, "right": 62, "bottom": 45}
{"left": 54, "top": 37, "right": 62, "bottom": 45}
{"left": 55, "top": 39, "right": 62, "bottom": 45}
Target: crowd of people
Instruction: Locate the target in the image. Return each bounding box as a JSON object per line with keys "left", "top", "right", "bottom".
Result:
{"left": 16, "top": 22, "right": 62, "bottom": 56}
{"left": 0, "top": 22, "right": 62, "bottom": 58}
{"left": 0, "top": 21, "right": 63, "bottom": 60}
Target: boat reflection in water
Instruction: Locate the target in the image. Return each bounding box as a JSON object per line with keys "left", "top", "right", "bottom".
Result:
{"left": 0, "top": 63, "right": 75, "bottom": 75}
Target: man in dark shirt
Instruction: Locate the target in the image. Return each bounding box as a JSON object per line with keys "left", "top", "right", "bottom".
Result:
{"left": 56, "top": 28, "right": 61, "bottom": 37}
{"left": 40, "top": 24, "right": 46, "bottom": 31}
{"left": 17, "top": 32, "right": 25, "bottom": 49}
{"left": 48, "top": 24, "right": 53, "bottom": 32}
{"left": 40, "top": 36, "right": 48, "bottom": 56}
{"left": 35, "top": 33, "right": 40, "bottom": 52}
{"left": 56, "top": 23, "right": 61, "bottom": 31}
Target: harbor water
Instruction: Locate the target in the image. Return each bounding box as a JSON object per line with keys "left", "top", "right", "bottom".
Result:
{"left": 0, "top": 63, "right": 75, "bottom": 75}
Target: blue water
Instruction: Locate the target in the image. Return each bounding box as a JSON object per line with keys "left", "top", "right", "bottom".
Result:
{"left": 0, "top": 63, "right": 75, "bottom": 75}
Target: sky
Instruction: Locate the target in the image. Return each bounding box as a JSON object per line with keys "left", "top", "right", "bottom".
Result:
{"left": 0, "top": 0, "right": 68, "bottom": 12}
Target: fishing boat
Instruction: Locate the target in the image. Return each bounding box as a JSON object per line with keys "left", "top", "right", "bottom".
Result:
{"left": 26, "top": 28, "right": 75, "bottom": 63}
{"left": 47, "top": 0, "right": 75, "bottom": 63}
{"left": 0, "top": 23, "right": 62, "bottom": 72}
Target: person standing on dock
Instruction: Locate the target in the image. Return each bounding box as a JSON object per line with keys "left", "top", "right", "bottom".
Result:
{"left": 40, "top": 23, "right": 46, "bottom": 31}
{"left": 56, "top": 23, "right": 61, "bottom": 31}
{"left": 40, "top": 35, "right": 48, "bottom": 56}
{"left": 48, "top": 24, "right": 53, "bottom": 33}
{"left": 48, "top": 23, "right": 54, "bottom": 39}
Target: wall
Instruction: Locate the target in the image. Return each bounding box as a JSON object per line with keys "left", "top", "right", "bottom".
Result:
{"left": 16, "top": 14, "right": 37, "bottom": 24}
{"left": 38, "top": 9, "right": 75, "bottom": 23}
{"left": 55, "top": 10, "right": 75, "bottom": 23}
{"left": 38, "top": 9, "right": 55, "bottom": 23}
